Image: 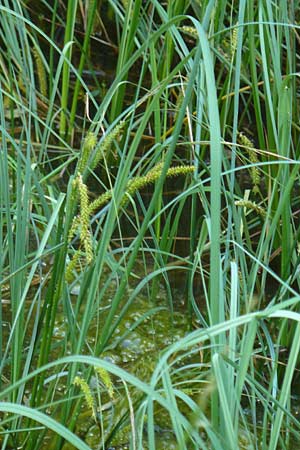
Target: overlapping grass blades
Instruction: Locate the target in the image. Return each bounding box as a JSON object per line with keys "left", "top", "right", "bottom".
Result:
{"left": 0, "top": 1, "right": 300, "bottom": 449}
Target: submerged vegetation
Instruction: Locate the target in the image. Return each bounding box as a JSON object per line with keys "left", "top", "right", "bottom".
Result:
{"left": 1, "top": 0, "right": 300, "bottom": 449}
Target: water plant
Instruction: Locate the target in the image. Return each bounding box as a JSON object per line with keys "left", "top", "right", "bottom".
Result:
{"left": 1, "top": 1, "right": 300, "bottom": 449}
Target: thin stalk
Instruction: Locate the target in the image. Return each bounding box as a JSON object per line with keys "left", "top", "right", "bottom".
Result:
{"left": 64, "top": 39, "right": 200, "bottom": 442}
{"left": 59, "top": 0, "right": 79, "bottom": 137}
{"left": 69, "top": 0, "right": 98, "bottom": 133}
{"left": 109, "top": 0, "right": 142, "bottom": 123}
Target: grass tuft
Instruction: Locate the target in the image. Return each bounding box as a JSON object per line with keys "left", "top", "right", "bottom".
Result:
{"left": 1, "top": 1, "right": 300, "bottom": 449}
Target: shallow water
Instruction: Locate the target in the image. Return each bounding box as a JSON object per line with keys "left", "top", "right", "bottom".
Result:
{"left": 65, "top": 286, "right": 191, "bottom": 449}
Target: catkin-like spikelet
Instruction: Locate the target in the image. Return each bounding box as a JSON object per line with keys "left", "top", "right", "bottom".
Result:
{"left": 78, "top": 131, "right": 97, "bottom": 173}
{"left": 180, "top": 26, "right": 198, "bottom": 38}
{"left": 94, "top": 367, "right": 114, "bottom": 400}
{"left": 77, "top": 175, "right": 93, "bottom": 264}
{"left": 89, "top": 163, "right": 195, "bottom": 213}
{"left": 238, "top": 132, "right": 260, "bottom": 194}
{"left": 32, "top": 47, "right": 47, "bottom": 97}
{"left": 67, "top": 175, "right": 93, "bottom": 277}
{"left": 231, "top": 24, "right": 238, "bottom": 57}
{"left": 235, "top": 199, "right": 266, "bottom": 218}
{"left": 73, "top": 376, "right": 96, "bottom": 419}
{"left": 65, "top": 250, "right": 83, "bottom": 283}
{"left": 91, "top": 121, "right": 125, "bottom": 170}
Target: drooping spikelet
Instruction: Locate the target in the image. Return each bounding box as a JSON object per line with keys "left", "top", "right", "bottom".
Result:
{"left": 65, "top": 250, "right": 81, "bottom": 283}
{"left": 94, "top": 366, "right": 114, "bottom": 400}
{"left": 67, "top": 175, "right": 93, "bottom": 275}
{"left": 174, "top": 89, "right": 184, "bottom": 122}
{"left": 91, "top": 121, "right": 125, "bottom": 170}
{"left": 166, "top": 165, "right": 196, "bottom": 178}
{"left": 235, "top": 199, "right": 266, "bottom": 218}
{"left": 68, "top": 215, "right": 81, "bottom": 243}
{"left": 88, "top": 190, "right": 113, "bottom": 216}
{"left": 77, "top": 175, "right": 93, "bottom": 264}
{"left": 180, "top": 26, "right": 198, "bottom": 38}
{"left": 122, "top": 163, "right": 195, "bottom": 205}
{"left": 88, "top": 163, "right": 195, "bottom": 214}
{"left": 78, "top": 131, "right": 97, "bottom": 174}
{"left": 123, "top": 162, "right": 164, "bottom": 203}
{"left": 32, "top": 47, "right": 47, "bottom": 97}
{"left": 231, "top": 24, "right": 238, "bottom": 57}
{"left": 73, "top": 376, "right": 96, "bottom": 419}
{"left": 238, "top": 132, "right": 260, "bottom": 194}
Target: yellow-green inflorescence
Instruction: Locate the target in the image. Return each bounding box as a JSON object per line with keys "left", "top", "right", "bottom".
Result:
{"left": 73, "top": 376, "right": 96, "bottom": 420}
{"left": 66, "top": 174, "right": 93, "bottom": 282}
{"left": 77, "top": 131, "right": 97, "bottom": 174}
{"left": 77, "top": 176, "right": 93, "bottom": 264}
{"left": 66, "top": 157, "right": 195, "bottom": 282}
{"left": 32, "top": 47, "right": 47, "bottom": 97}
{"left": 89, "top": 163, "right": 195, "bottom": 214}
{"left": 235, "top": 199, "right": 266, "bottom": 218}
{"left": 77, "top": 121, "right": 125, "bottom": 176}
{"left": 65, "top": 250, "right": 82, "bottom": 284}
{"left": 73, "top": 368, "right": 115, "bottom": 424}
{"left": 180, "top": 26, "right": 198, "bottom": 38}
{"left": 231, "top": 23, "right": 238, "bottom": 57}
{"left": 238, "top": 132, "right": 260, "bottom": 194}
{"left": 91, "top": 121, "right": 125, "bottom": 170}
{"left": 94, "top": 366, "right": 114, "bottom": 400}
